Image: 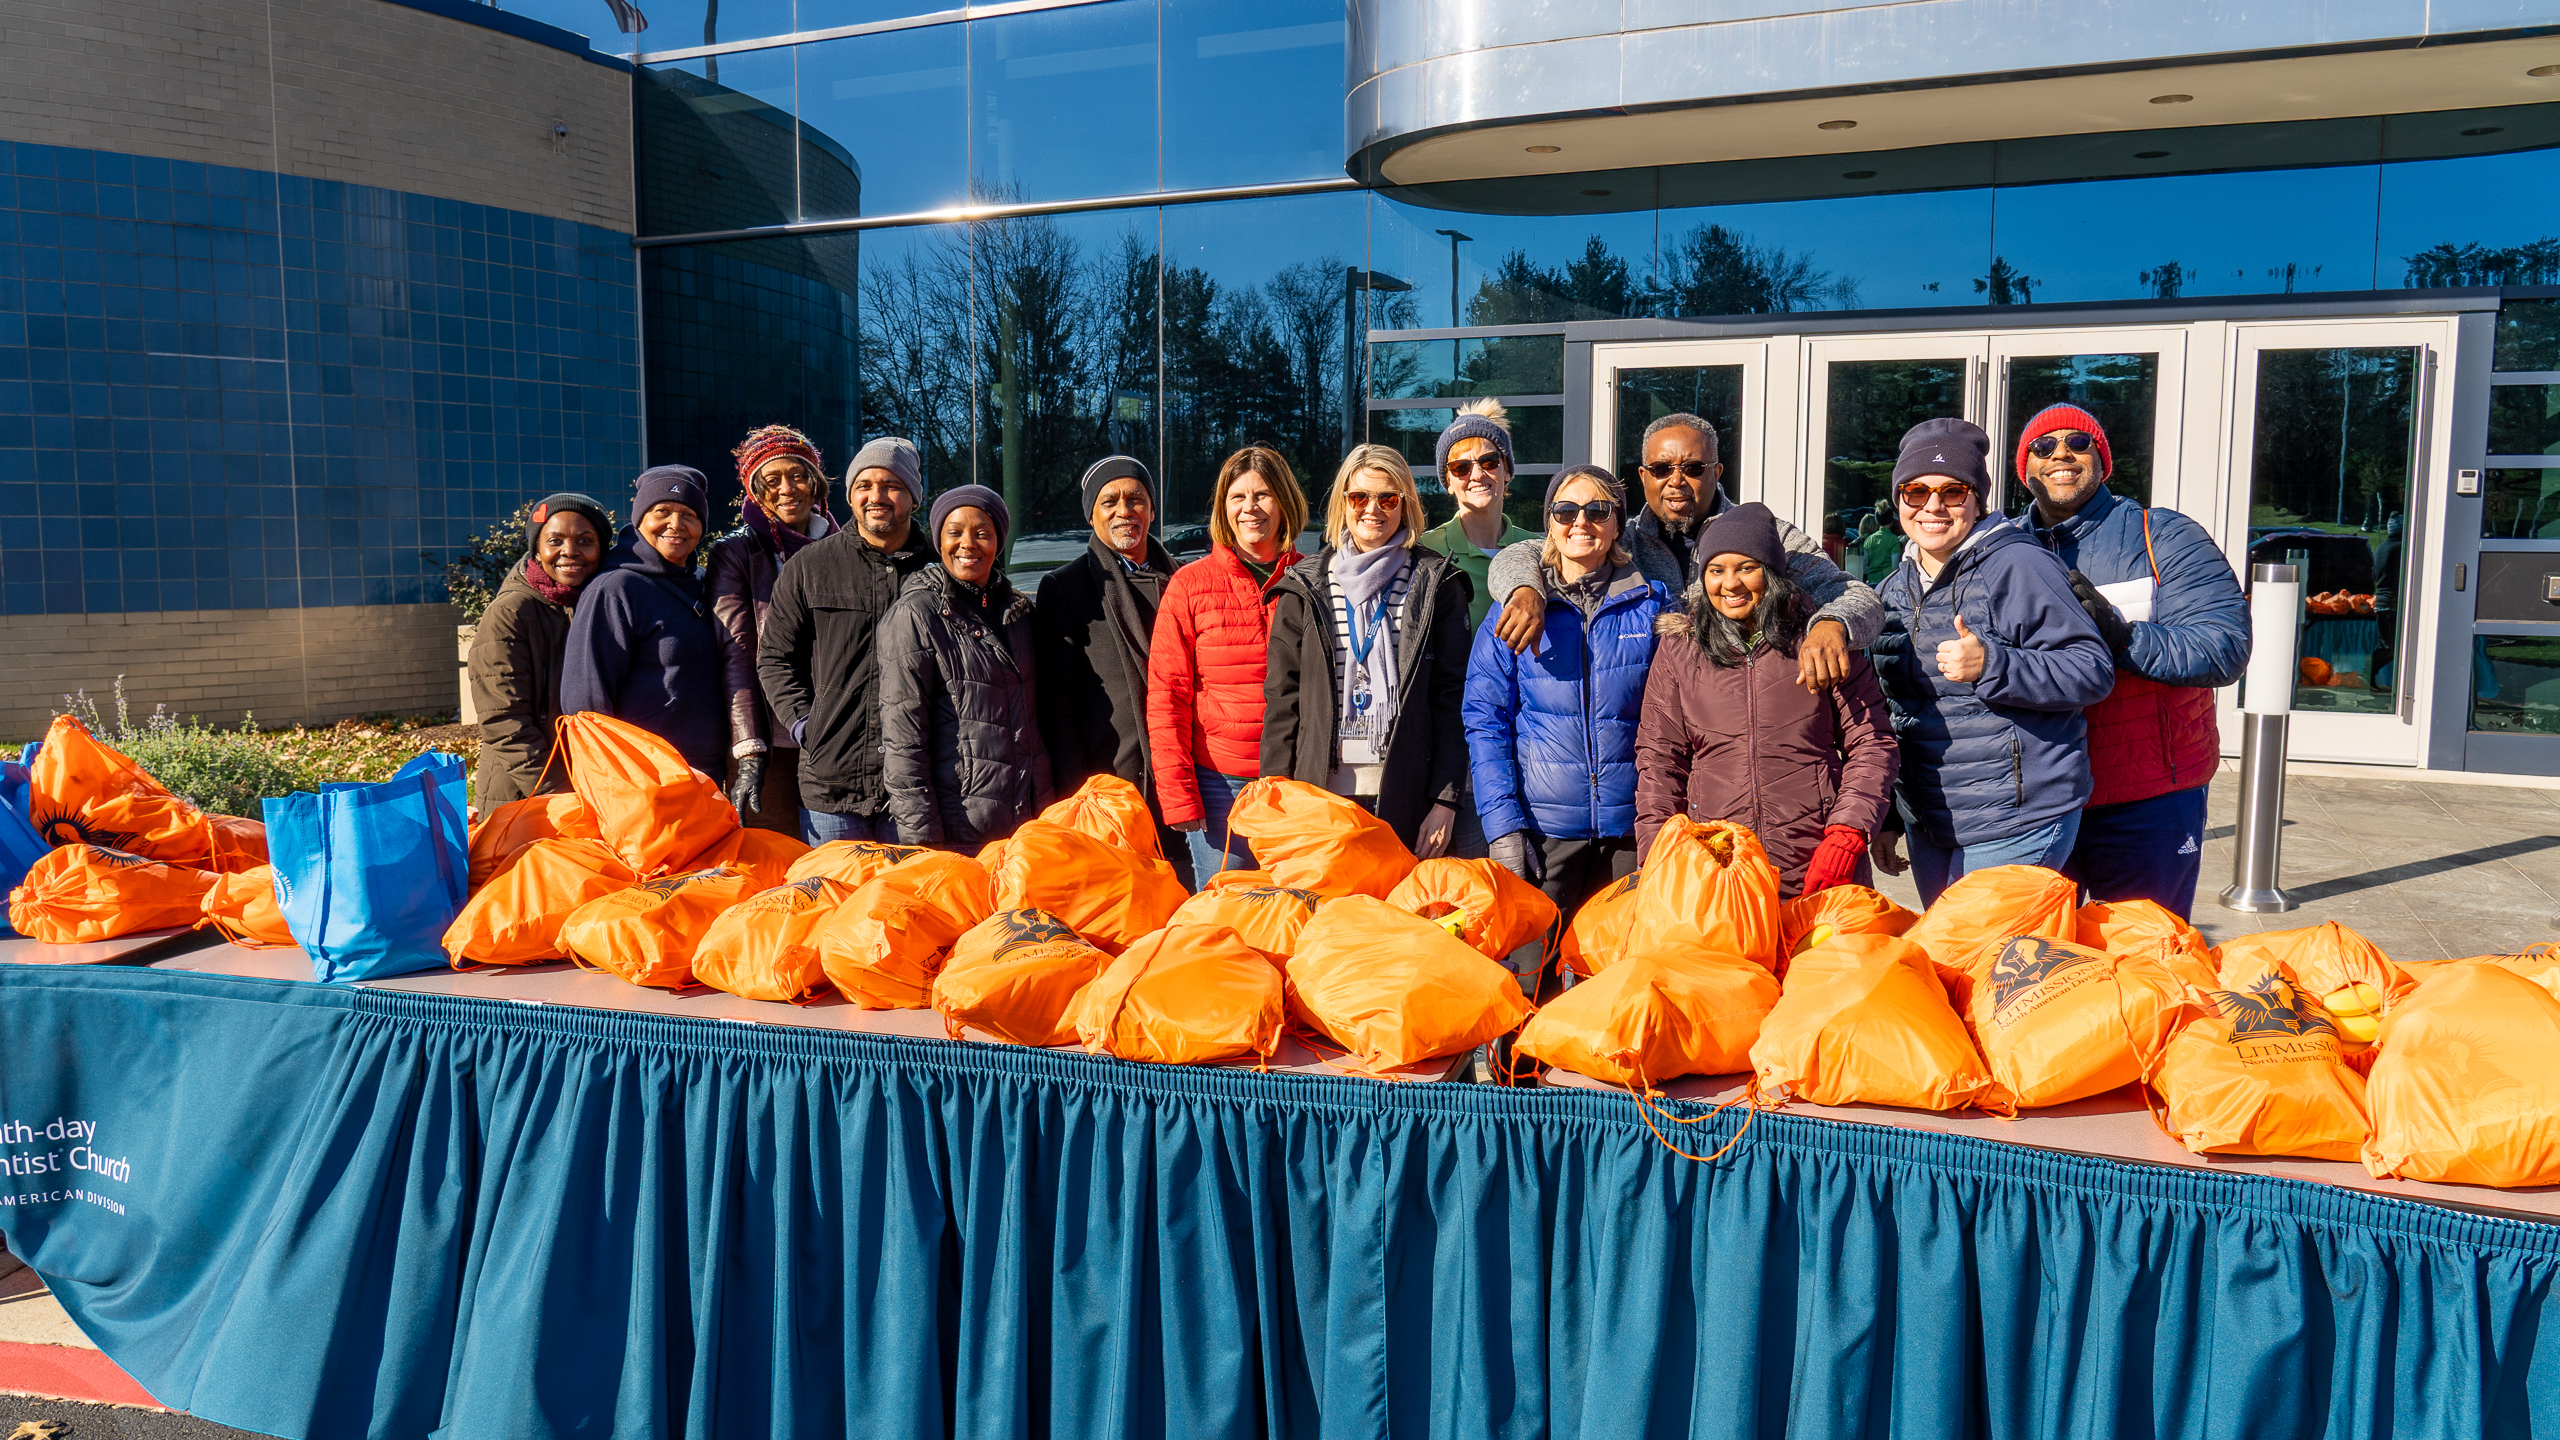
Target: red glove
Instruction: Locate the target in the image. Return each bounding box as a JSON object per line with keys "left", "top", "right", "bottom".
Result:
{"left": 1800, "top": 825, "right": 1868, "bottom": 894}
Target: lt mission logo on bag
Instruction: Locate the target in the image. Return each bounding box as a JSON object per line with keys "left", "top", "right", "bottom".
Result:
{"left": 2208, "top": 974, "right": 2341, "bottom": 1066}
{"left": 1985, "top": 936, "right": 2104, "bottom": 1029}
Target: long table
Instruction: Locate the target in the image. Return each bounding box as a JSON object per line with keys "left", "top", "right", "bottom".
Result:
{"left": 3, "top": 947, "right": 2555, "bottom": 1439}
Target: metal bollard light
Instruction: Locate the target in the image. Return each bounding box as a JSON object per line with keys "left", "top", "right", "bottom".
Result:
{"left": 2221, "top": 562, "right": 2301, "bottom": 913}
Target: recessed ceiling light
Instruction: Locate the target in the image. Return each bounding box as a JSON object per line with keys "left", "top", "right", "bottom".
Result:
{"left": 2532, "top": 64, "right": 2560, "bottom": 76}
{"left": 2134, "top": 150, "right": 2170, "bottom": 159}
{"left": 1841, "top": 169, "right": 1877, "bottom": 179}
{"left": 1818, "top": 119, "right": 1858, "bottom": 131}
{"left": 1581, "top": 188, "right": 1611, "bottom": 197}
{"left": 1526, "top": 144, "right": 1562, "bottom": 154}
{"left": 2149, "top": 93, "right": 2194, "bottom": 105}
{"left": 2464, "top": 126, "right": 2506, "bottom": 136}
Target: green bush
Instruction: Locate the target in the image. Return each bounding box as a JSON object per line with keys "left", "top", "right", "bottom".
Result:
{"left": 431, "top": 502, "right": 538, "bottom": 624}
{"left": 58, "top": 680, "right": 309, "bottom": 820}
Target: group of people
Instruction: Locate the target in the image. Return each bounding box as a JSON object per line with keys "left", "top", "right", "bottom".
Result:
{"left": 465, "top": 396, "right": 2248, "bottom": 977}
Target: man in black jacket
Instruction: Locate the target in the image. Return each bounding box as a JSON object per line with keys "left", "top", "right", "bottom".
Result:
{"left": 756, "top": 436, "right": 932, "bottom": 843}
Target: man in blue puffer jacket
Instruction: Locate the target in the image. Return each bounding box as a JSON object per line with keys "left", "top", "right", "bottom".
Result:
{"left": 1463, "top": 465, "right": 1677, "bottom": 925}
{"left": 2015, "top": 406, "right": 2249, "bottom": 920}
{"left": 1869, "top": 420, "right": 2118, "bottom": 903}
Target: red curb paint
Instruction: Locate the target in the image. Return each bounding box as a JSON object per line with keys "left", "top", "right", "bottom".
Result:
{"left": 0, "top": 1339, "right": 164, "bottom": 1408}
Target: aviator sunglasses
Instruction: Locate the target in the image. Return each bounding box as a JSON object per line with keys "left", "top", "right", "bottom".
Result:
{"left": 2026, "top": 431, "right": 2097, "bottom": 459}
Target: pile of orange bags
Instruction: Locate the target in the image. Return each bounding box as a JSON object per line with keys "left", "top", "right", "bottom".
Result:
{"left": 1074, "top": 923, "right": 1285, "bottom": 1065}
{"left": 1623, "top": 817, "right": 1782, "bottom": 972}
{"left": 933, "top": 908, "right": 1112, "bottom": 1046}
{"left": 1225, "top": 778, "right": 1415, "bottom": 898}
{"left": 1286, "top": 896, "right": 1530, "bottom": 1072}
{"left": 1751, "top": 934, "right": 2006, "bottom": 1112}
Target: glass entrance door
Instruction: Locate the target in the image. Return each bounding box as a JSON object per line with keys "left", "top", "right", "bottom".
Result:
{"left": 1588, "top": 338, "right": 1773, "bottom": 521}
{"left": 1987, "top": 328, "right": 2187, "bottom": 519}
{"left": 1803, "top": 336, "right": 1985, "bottom": 582}
{"left": 2225, "top": 321, "right": 2451, "bottom": 765}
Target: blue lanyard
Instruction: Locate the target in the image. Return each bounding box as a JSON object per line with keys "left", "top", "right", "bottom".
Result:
{"left": 1346, "top": 592, "right": 1393, "bottom": 667}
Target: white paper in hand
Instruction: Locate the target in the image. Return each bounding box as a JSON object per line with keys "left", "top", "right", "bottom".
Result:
{"left": 2095, "top": 576, "right": 2155, "bottom": 625}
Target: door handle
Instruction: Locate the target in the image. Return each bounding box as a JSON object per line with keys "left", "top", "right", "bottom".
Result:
{"left": 2454, "top": 562, "right": 2466, "bottom": 592}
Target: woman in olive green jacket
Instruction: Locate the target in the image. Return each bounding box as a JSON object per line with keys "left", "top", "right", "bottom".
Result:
{"left": 466, "top": 493, "right": 614, "bottom": 809}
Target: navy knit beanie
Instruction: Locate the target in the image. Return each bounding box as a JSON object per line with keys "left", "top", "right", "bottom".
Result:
{"left": 1435, "top": 414, "right": 1514, "bottom": 476}
{"left": 1696, "top": 501, "right": 1787, "bottom": 573}
{"left": 629, "top": 465, "right": 710, "bottom": 528}
{"left": 1079, "top": 455, "right": 1153, "bottom": 516}
{"left": 1889, "top": 418, "right": 1992, "bottom": 496}
{"left": 927, "top": 484, "right": 1010, "bottom": 555}
{"left": 1543, "top": 463, "right": 1625, "bottom": 512}
{"left": 524, "top": 492, "right": 613, "bottom": 553}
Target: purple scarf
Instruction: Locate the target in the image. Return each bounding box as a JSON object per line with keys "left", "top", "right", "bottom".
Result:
{"left": 743, "top": 497, "right": 837, "bottom": 559}
{"left": 522, "top": 554, "right": 578, "bottom": 609}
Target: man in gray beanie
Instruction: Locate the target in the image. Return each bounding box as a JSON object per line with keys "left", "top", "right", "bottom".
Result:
{"left": 757, "top": 435, "right": 935, "bottom": 843}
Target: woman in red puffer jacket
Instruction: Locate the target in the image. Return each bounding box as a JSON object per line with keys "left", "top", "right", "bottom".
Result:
{"left": 1148, "top": 447, "right": 1308, "bottom": 885}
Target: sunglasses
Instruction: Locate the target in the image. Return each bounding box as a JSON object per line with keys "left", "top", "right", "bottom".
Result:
{"left": 2027, "top": 431, "right": 2097, "bottom": 459}
{"left": 1897, "top": 480, "right": 1975, "bottom": 508}
{"left": 1548, "top": 501, "right": 1619, "bottom": 525}
{"left": 1641, "top": 460, "right": 1714, "bottom": 480}
{"left": 1344, "top": 489, "right": 1404, "bottom": 512}
{"left": 1443, "top": 456, "right": 1505, "bottom": 479}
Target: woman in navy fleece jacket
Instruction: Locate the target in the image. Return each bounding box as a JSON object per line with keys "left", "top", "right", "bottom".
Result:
{"left": 560, "top": 465, "right": 728, "bottom": 780}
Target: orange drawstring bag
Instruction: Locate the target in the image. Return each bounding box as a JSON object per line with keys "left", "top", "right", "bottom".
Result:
{"left": 932, "top": 908, "right": 1113, "bottom": 1047}
{"left": 678, "top": 825, "right": 810, "bottom": 892}
{"left": 1224, "top": 777, "right": 1416, "bottom": 898}
{"left": 2361, "top": 962, "right": 2560, "bottom": 1187}
{"left": 1035, "top": 775, "right": 1165, "bottom": 862}
{"left": 2077, "top": 898, "right": 2216, "bottom": 990}
{"left": 558, "top": 712, "right": 738, "bottom": 878}
{"left": 1166, "top": 874, "right": 1323, "bottom": 962}
{"left": 981, "top": 820, "right": 1188, "bottom": 955}
{"left": 1901, "top": 864, "right": 2081, "bottom": 994}
{"left": 1560, "top": 869, "right": 1642, "bottom": 978}
{"left": 2412, "top": 949, "right": 2560, "bottom": 1003}
{"left": 1072, "top": 923, "right": 1286, "bottom": 1065}
{"left": 691, "top": 877, "right": 856, "bottom": 1003}
{"left": 1383, "top": 858, "right": 1560, "bottom": 963}
{"left": 202, "top": 814, "right": 269, "bottom": 874}
{"left": 1517, "top": 950, "right": 1778, "bottom": 1092}
{"left": 196, "top": 864, "right": 296, "bottom": 947}
{"left": 819, "top": 851, "right": 995, "bottom": 1008}
{"left": 1623, "top": 817, "right": 1784, "bottom": 972}
{"left": 1284, "top": 896, "right": 1534, "bottom": 1072}
{"left": 1963, "top": 936, "right": 2187, "bottom": 1108}
{"left": 558, "top": 866, "right": 760, "bottom": 989}
{"left": 24, "top": 716, "right": 211, "bottom": 864}
{"left": 8, "top": 844, "right": 220, "bottom": 943}
{"left": 442, "top": 838, "right": 638, "bottom": 966}
{"left": 2212, "top": 922, "right": 2411, "bottom": 1046}
{"left": 1751, "top": 937, "right": 2007, "bottom": 1113}
{"left": 467, "top": 792, "right": 599, "bottom": 889}
{"left": 2150, "top": 963, "right": 2371, "bottom": 1161}
{"left": 1778, "top": 884, "right": 1916, "bottom": 960}
{"left": 786, "top": 840, "right": 927, "bottom": 888}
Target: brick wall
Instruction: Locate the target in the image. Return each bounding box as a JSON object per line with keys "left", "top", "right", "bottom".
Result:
{"left": 0, "top": 0, "right": 632, "bottom": 232}
{"left": 1, "top": 603, "right": 463, "bottom": 740}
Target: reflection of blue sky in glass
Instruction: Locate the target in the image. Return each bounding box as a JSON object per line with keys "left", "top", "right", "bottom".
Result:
{"left": 1372, "top": 201, "right": 1657, "bottom": 326}
{"left": 1990, "top": 167, "right": 2380, "bottom": 303}
{"left": 2378, "top": 149, "right": 2560, "bottom": 287}
{"left": 1657, "top": 190, "right": 1995, "bottom": 311}
{"left": 973, "top": 1, "right": 1159, "bottom": 203}
{"left": 1162, "top": 0, "right": 1344, "bottom": 189}
{"left": 797, "top": 25, "right": 968, "bottom": 215}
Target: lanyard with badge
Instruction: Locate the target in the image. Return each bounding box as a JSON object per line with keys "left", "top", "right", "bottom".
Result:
{"left": 1345, "top": 590, "right": 1392, "bottom": 731}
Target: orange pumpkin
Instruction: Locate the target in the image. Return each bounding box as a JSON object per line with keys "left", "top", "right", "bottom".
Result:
{"left": 2298, "top": 657, "right": 2332, "bottom": 685}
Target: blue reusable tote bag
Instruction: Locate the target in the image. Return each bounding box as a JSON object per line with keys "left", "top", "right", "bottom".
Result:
{"left": 0, "top": 760, "right": 51, "bottom": 938}
{"left": 263, "top": 750, "right": 468, "bottom": 982}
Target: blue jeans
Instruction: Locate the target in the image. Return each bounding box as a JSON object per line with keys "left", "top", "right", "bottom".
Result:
{"left": 1906, "top": 810, "right": 2083, "bottom": 908}
{"left": 1183, "top": 769, "right": 1258, "bottom": 887}
{"left": 2064, "top": 785, "right": 2209, "bottom": 922}
{"left": 802, "top": 807, "right": 888, "bottom": 846}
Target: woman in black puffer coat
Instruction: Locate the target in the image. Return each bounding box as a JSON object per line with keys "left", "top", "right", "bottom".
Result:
{"left": 877, "top": 485, "right": 1056, "bottom": 851}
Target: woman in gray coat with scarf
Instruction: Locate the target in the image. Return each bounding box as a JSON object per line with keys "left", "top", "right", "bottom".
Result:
{"left": 1032, "top": 455, "right": 1185, "bottom": 873}
{"left": 877, "top": 485, "right": 1056, "bottom": 851}
{"left": 1262, "top": 445, "right": 1471, "bottom": 855}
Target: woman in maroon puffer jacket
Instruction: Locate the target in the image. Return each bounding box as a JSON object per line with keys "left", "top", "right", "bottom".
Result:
{"left": 1147, "top": 447, "right": 1309, "bottom": 884}
{"left": 1634, "top": 503, "right": 1899, "bottom": 897}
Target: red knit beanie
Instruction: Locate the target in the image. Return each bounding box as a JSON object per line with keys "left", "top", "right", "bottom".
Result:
{"left": 733, "top": 424, "right": 826, "bottom": 492}
{"left": 2015, "top": 404, "right": 2112, "bottom": 483}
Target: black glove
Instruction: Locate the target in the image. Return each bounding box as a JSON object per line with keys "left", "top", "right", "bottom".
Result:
{"left": 2066, "top": 570, "right": 2134, "bottom": 659}
{"left": 728, "top": 752, "right": 765, "bottom": 819}
{"left": 1489, "top": 830, "right": 1543, "bottom": 884}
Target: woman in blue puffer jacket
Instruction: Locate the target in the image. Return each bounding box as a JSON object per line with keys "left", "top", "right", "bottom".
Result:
{"left": 1464, "top": 464, "right": 1678, "bottom": 934}
{"left": 1868, "top": 420, "right": 2117, "bottom": 904}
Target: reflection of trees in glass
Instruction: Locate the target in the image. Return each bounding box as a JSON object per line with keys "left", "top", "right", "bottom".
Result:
{"left": 1974, "top": 257, "right": 2037, "bottom": 306}
{"left": 2139, "top": 262, "right": 2187, "bottom": 299}
{"left": 855, "top": 215, "right": 1368, "bottom": 534}
{"left": 1455, "top": 225, "right": 1856, "bottom": 326}
{"left": 2248, "top": 348, "right": 2415, "bottom": 538}
{"left": 2002, "top": 354, "right": 2158, "bottom": 513}
{"left": 2405, "top": 238, "right": 2560, "bottom": 288}
{"left": 1822, "top": 360, "right": 1965, "bottom": 522}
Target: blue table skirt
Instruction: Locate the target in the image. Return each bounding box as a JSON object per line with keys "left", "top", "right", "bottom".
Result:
{"left": 2, "top": 964, "right": 2555, "bottom": 1440}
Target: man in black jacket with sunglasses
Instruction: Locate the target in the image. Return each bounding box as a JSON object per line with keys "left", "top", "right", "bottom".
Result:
{"left": 1483, "top": 412, "right": 1883, "bottom": 689}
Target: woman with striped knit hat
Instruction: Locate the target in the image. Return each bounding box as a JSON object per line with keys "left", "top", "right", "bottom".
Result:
{"left": 704, "top": 424, "right": 841, "bottom": 833}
